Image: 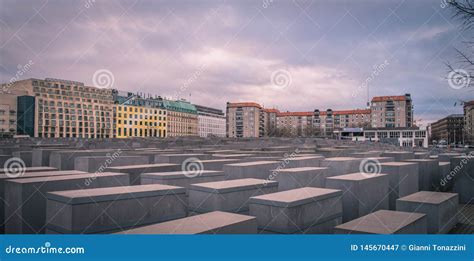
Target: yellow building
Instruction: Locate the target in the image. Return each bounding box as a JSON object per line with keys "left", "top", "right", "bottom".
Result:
{"left": 113, "top": 91, "right": 167, "bottom": 138}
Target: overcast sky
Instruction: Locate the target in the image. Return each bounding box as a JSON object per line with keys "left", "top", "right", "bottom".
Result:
{"left": 1, "top": 0, "right": 473, "bottom": 126}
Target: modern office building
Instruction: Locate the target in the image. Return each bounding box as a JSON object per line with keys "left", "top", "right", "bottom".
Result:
{"left": 430, "top": 114, "right": 464, "bottom": 144}
{"left": 163, "top": 100, "right": 198, "bottom": 137}
{"left": 113, "top": 91, "right": 167, "bottom": 138}
{"left": 370, "top": 94, "right": 413, "bottom": 128}
{"left": 2, "top": 78, "right": 114, "bottom": 138}
{"left": 464, "top": 100, "right": 474, "bottom": 145}
{"left": 195, "top": 105, "right": 226, "bottom": 138}
{"left": 0, "top": 89, "right": 28, "bottom": 138}
{"left": 335, "top": 127, "right": 428, "bottom": 148}
{"left": 226, "top": 102, "right": 262, "bottom": 138}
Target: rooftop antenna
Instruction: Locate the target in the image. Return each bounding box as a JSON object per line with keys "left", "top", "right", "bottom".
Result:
{"left": 366, "top": 83, "right": 370, "bottom": 108}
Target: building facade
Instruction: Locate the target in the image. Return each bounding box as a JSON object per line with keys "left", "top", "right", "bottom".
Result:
{"left": 226, "top": 102, "right": 262, "bottom": 138}
{"left": 430, "top": 114, "right": 464, "bottom": 145}
{"left": 336, "top": 127, "right": 428, "bottom": 148}
{"left": 3, "top": 78, "right": 114, "bottom": 138}
{"left": 465, "top": 101, "right": 474, "bottom": 145}
{"left": 195, "top": 105, "right": 226, "bottom": 138}
{"left": 370, "top": 94, "right": 413, "bottom": 128}
{"left": 163, "top": 100, "right": 198, "bottom": 137}
{"left": 113, "top": 91, "right": 167, "bottom": 138}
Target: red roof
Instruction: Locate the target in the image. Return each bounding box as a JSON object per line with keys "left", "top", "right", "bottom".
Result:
{"left": 464, "top": 100, "right": 474, "bottom": 107}
{"left": 277, "top": 109, "right": 370, "bottom": 117}
{"left": 371, "top": 95, "right": 408, "bottom": 102}
{"left": 277, "top": 111, "right": 313, "bottom": 117}
{"left": 264, "top": 108, "right": 280, "bottom": 113}
{"left": 227, "top": 102, "right": 262, "bottom": 109}
{"left": 333, "top": 109, "right": 371, "bottom": 115}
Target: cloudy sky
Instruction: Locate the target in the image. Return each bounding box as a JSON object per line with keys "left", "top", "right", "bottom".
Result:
{"left": 1, "top": 0, "right": 473, "bottom": 126}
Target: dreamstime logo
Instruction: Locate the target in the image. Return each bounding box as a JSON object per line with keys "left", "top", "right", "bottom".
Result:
{"left": 2, "top": 60, "right": 34, "bottom": 94}
{"left": 352, "top": 60, "right": 390, "bottom": 98}
{"left": 265, "top": 148, "right": 300, "bottom": 185}
{"left": 359, "top": 158, "right": 381, "bottom": 178}
{"left": 181, "top": 157, "right": 204, "bottom": 178}
{"left": 171, "top": 63, "right": 207, "bottom": 100}
{"left": 271, "top": 69, "right": 292, "bottom": 89}
{"left": 3, "top": 157, "right": 26, "bottom": 178}
{"left": 448, "top": 69, "right": 471, "bottom": 90}
{"left": 92, "top": 69, "right": 115, "bottom": 89}
{"left": 440, "top": 152, "right": 473, "bottom": 187}
{"left": 84, "top": 149, "right": 122, "bottom": 186}
{"left": 84, "top": 0, "right": 96, "bottom": 8}
{"left": 440, "top": 0, "right": 452, "bottom": 9}
{"left": 262, "top": 0, "right": 274, "bottom": 8}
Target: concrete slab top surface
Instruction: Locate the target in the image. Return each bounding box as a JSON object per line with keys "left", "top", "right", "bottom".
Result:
{"left": 335, "top": 210, "right": 426, "bottom": 234}
{"left": 249, "top": 187, "right": 342, "bottom": 207}
{"left": 439, "top": 162, "right": 450, "bottom": 166}
{"left": 397, "top": 191, "right": 458, "bottom": 204}
{"left": 323, "top": 157, "right": 359, "bottom": 161}
{"left": 0, "top": 166, "right": 57, "bottom": 174}
{"left": 226, "top": 161, "right": 279, "bottom": 167}
{"left": 326, "top": 172, "right": 388, "bottom": 181}
{"left": 189, "top": 178, "right": 277, "bottom": 193}
{"left": 0, "top": 170, "right": 87, "bottom": 180}
{"left": 380, "top": 162, "right": 418, "bottom": 167}
{"left": 141, "top": 170, "right": 224, "bottom": 179}
{"left": 282, "top": 156, "right": 324, "bottom": 160}
{"left": 106, "top": 163, "right": 178, "bottom": 170}
{"left": 275, "top": 167, "right": 327, "bottom": 172}
{"left": 382, "top": 151, "right": 413, "bottom": 154}
{"left": 212, "top": 154, "right": 254, "bottom": 157}
{"left": 46, "top": 184, "right": 186, "bottom": 204}
{"left": 116, "top": 211, "right": 255, "bottom": 234}
{"left": 405, "top": 159, "right": 437, "bottom": 162}
{"left": 199, "top": 159, "right": 240, "bottom": 163}
{"left": 6, "top": 172, "right": 125, "bottom": 184}
{"left": 161, "top": 153, "right": 207, "bottom": 156}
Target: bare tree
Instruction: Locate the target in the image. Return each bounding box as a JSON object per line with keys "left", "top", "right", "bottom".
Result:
{"left": 446, "top": 0, "right": 474, "bottom": 89}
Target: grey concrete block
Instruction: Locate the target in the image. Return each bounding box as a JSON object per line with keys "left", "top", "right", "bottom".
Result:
{"left": 396, "top": 191, "right": 458, "bottom": 234}
{"left": 450, "top": 155, "right": 474, "bottom": 204}
{"left": 404, "top": 159, "right": 439, "bottom": 191}
{"left": 334, "top": 210, "right": 427, "bottom": 234}
{"left": 12, "top": 151, "right": 32, "bottom": 167}
{"left": 438, "top": 153, "right": 463, "bottom": 162}
{"left": 380, "top": 162, "right": 419, "bottom": 210}
{"left": 32, "top": 149, "right": 60, "bottom": 167}
{"left": 414, "top": 152, "right": 430, "bottom": 159}
{"left": 141, "top": 170, "right": 225, "bottom": 192}
{"left": 0, "top": 166, "right": 57, "bottom": 175}
{"left": 320, "top": 157, "right": 364, "bottom": 178}
{"left": 0, "top": 170, "right": 86, "bottom": 233}
{"left": 199, "top": 159, "right": 241, "bottom": 171}
{"left": 4, "top": 172, "right": 129, "bottom": 234}
{"left": 438, "top": 162, "right": 451, "bottom": 192}
{"left": 381, "top": 151, "right": 414, "bottom": 161}
{"left": 106, "top": 163, "right": 180, "bottom": 185}
{"left": 351, "top": 151, "right": 383, "bottom": 158}
{"left": 154, "top": 154, "right": 212, "bottom": 164}
{"left": 188, "top": 178, "right": 278, "bottom": 214}
{"left": 326, "top": 172, "right": 389, "bottom": 222}
{"left": 49, "top": 150, "right": 123, "bottom": 170}
{"left": 74, "top": 155, "right": 150, "bottom": 173}
{"left": 115, "top": 211, "right": 257, "bottom": 234}
{"left": 223, "top": 161, "right": 280, "bottom": 180}
{"left": 45, "top": 184, "right": 187, "bottom": 234}
{"left": 277, "top": 156, "right": 324, "bottom": 168}
{"left": 249, "top": 187, "right": 342, "bottom": 234}
{"left": 274, "top": 167, "right": 328, "bottom": 191}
